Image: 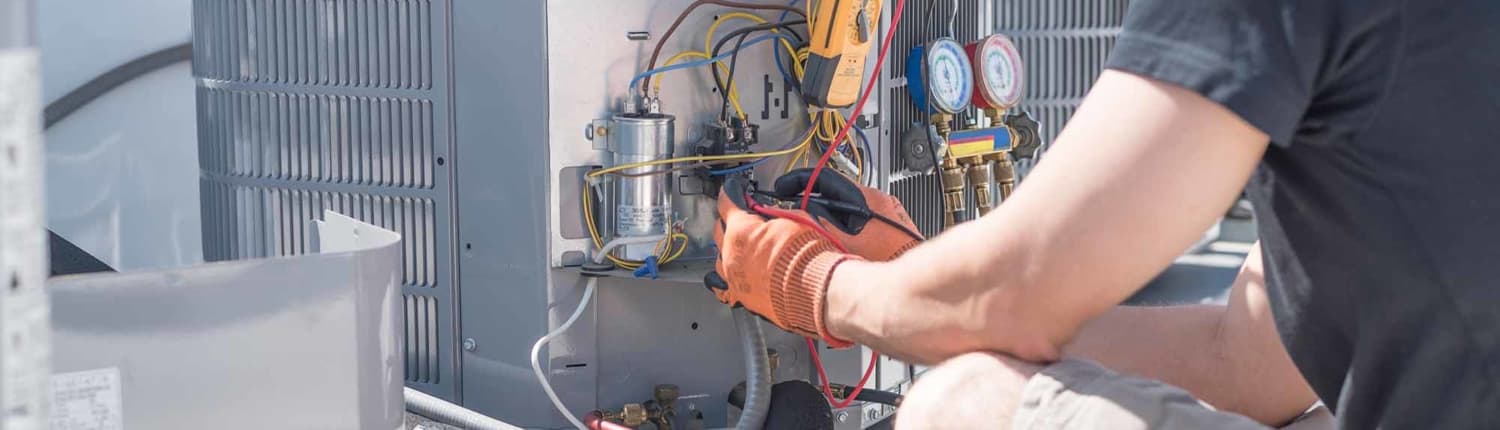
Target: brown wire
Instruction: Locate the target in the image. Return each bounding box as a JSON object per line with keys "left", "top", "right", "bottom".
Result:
{"left": 642, "top": 0, "right": 809, "bottom": 95}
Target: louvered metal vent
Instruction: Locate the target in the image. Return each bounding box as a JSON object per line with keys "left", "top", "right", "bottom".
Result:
{"left": 193, "top": 0, "right": 434, "bottom": 89}
{"left": 193, "top": 0, "right": 454, "bottom": 396}
{"left": 996, "top": 0, "right": 1127, "bottom": 146}
{"left": 886, "top": 0, "right": 1127, "bottom": 236}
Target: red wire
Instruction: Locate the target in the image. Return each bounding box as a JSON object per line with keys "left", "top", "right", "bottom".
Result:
{"left": 745, "top": 200, "right": 880, "bottom": 409}
{"left": 800, "top": 0, "right": 908, "bottom": 210}
{"left": 807, "top": 338, "right": 881, "bottom": 409}
{"left": 741, "top": 1, "right": 908, "bottom": 405}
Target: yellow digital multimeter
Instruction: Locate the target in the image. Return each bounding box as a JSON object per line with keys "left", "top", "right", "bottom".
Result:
{"left": 802, "top": 0, "right": 882, "bottom": 108}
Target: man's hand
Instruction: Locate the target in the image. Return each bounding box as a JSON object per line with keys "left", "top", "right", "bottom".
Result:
{"left": 708, "top": 176, "right": 861, "bottom": 345}
{"left": 896, "top": 353, "right": 1043, "bottom": 429}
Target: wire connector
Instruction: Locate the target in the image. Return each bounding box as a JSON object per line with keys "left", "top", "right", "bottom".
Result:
{"left": 633, "top": 256, "right": 661, "bottom": 279}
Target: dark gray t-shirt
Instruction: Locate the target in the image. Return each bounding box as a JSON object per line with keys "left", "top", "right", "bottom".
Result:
{"left": 1105, "top": 0, "right": 1500, "bottom": 428}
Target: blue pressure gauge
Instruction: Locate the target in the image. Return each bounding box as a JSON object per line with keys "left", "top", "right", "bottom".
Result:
{"left": 907, "top": 38, "right": 974, "bottom": 115}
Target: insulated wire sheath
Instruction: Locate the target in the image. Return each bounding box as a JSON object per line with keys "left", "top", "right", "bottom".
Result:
{"left": 642, "top": 0, "right": 809, "bottom": 94}
{"left": 734, "top": 309, "right": 773, "bottom": 430}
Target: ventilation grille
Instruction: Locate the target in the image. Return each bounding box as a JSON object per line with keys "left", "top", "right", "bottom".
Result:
{"left": 193, "top": 0, "right": 434, "bottom": 89}
{"left": 998, "top": 0, "right": 1127, "bottom": 144}
{"left": 404, "top": 293, "right": 440, "bottom": 383}
{"left": 198, "top": 88, "right": 436, "bottom": 188}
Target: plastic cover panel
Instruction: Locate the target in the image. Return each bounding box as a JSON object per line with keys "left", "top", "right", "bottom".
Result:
{"left": 50, "top": 212, "right": 404, "bottom": 430}
{"left": 192, "top": 0, "right": 455, "bottom": 396}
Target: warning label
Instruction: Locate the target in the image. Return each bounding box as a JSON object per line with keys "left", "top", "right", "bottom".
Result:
{"left": 50, "top": 368, "right": 124, "bottom": 430}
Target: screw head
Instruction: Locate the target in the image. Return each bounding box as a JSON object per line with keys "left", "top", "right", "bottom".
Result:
{"left": 463, "top": 338, "right": 477, "bottom": 351}
{"left": 836, "top": 411, "right": 849, "bottom": 423}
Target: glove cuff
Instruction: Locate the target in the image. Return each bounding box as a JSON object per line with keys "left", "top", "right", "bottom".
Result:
{"left": 770, "top": 243, "right": 859, "bottom": 348}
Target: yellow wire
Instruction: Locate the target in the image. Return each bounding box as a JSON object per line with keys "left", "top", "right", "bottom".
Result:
{"left": 581, "top": 183, "right": 691, "bottom": 269}
{"left": 587, "top": 139, "right": 813, "bottom": 177}
{"left": 661, "top": 50, "right": 749, "bottom": 119}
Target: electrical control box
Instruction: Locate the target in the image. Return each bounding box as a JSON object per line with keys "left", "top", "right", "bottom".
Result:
{"left": 192, "top": 0, "right": 1125, "bottom": 427}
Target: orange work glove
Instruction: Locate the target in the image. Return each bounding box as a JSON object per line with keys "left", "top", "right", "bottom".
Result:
{"left": 773, "top": 169, "right": 923, "bottom": 262}
{"left": 708, "top": 176, "right": 860, "bottom": 347}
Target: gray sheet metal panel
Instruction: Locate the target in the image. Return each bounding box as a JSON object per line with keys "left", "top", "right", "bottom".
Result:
{"left": 49, "top": 212, "right": 404, "bottom": 430}
{"left": 0, "top": 0, "right": 48, "bottom": 427}
{"left": 192, "top": 0, "right": 459, "bottom": 399}
{"left": 447, "top": 0, "right": 554, "bottom": 423}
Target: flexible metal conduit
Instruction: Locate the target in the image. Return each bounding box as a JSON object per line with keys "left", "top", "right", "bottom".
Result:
{"left": 733, "top": 308, "right": 772, "bottom": 430}
{"left": 405, "top": 387, "right": 523, "bottom": 430}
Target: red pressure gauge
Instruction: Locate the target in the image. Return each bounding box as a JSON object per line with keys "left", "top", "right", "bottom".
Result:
{"left": 966, "top": 34, "right": 1025, "bottom": 111}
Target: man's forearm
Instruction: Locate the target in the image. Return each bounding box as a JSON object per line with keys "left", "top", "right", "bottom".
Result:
{"left": 825, "top": 71, "right": 1270, "bottom": 364}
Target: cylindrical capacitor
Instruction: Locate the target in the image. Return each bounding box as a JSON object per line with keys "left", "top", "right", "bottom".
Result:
{"left": 608, "top": 112, "right": 675, "bottom": 261}
{"left": 966, "top": 158, "right": 995, "bottom": 217}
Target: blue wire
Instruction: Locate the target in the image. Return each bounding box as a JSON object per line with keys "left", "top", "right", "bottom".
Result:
{"left": 629, "top": 33, "right": 801, "bottom": 94}
{"left": 854, "top": 125, "right": 874, "bottom": 182}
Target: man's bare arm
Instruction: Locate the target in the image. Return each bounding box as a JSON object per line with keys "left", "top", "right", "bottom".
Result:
{"left": 1066, "top": 243, "right": 1318, "bottom": 426}
{"left": 824, "top": 70, "right": 1270, "bottom": 363}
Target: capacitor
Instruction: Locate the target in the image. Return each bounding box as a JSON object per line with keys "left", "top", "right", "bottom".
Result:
{"left": 608, "top": 111, "right": 675, "bottom": 261}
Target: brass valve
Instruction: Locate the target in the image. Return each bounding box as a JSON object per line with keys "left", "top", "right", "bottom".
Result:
{"left": 620, "top": 403, "right": 649, "bottom": 427}
{"left": 991, "top": 152, "right": 1017, "bottom": 202}
{"left": 931, "top": 113, "right": 954, "bottom": 139}
{"left": 940, "top": 158, "right": 968, "bottom": 228}
{"left": 963, "top": 155, "right": 995, "bottom": 217}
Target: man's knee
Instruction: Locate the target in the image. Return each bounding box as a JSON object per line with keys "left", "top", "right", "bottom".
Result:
{"left": 896, "top": 353, "right": 1044, "bottom": 429}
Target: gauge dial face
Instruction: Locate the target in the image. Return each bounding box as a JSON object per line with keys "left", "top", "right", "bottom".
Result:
{"left": 925, "top": 39, "right": 973, "bottom": 115}
{"left": 977, "top": 34, "right": 1025, "bottom": 109}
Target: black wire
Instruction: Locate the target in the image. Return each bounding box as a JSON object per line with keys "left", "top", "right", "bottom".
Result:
{"left": 710, "top": 20, "right": 808, "bottom": 120}
{"left": 829, "top": 384, "right": 904, "bottom": 407}
{"left": 45, "top": 43, "right": 192, "bottom": 129}
{"left": 869, "top": 211, "right": 926, "bottom": 242}
{"left": 756, "top": 191, "right": 927, "bottom": 242}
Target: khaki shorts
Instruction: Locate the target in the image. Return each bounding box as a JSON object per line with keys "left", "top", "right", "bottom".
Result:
{"left": 1012, "top": 359, "right": 1324, "bottom": 430}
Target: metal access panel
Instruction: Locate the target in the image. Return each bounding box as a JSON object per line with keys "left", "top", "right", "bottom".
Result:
{"left": 477, "top": 0, "right": 890, "bottom": 427}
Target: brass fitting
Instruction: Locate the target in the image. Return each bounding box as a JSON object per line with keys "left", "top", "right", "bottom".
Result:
{"left": 991, "top": 152, "right": 1017, "bottom": 202}
{"left": 931, "top": 113, "right": 954, "bottom": 139}
{"left": 964, "top": 156, "right": 995, "bottom": 217}
{"left": 940, "top": 158, "right": 968, "bottom": 228}
{"left": 621, "top": 403, "right": 649, "bottom": 427}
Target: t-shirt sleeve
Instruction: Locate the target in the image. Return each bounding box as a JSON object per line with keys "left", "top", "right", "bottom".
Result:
{"left": 1105, "top": 0, "right": 1353, "bottom": 145}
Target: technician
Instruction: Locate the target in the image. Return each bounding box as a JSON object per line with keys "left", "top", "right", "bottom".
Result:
{"left": 710, "top": 0, "right": 1499, "bottom": 428}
